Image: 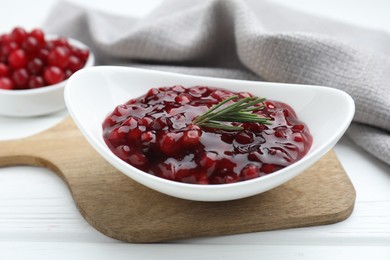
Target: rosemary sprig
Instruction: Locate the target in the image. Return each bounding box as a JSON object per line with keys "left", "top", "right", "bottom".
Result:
{"left": 193, "top": 95, "right": 270, "bottom": 131}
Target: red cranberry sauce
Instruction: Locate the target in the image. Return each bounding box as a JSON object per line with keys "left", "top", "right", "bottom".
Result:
{"left": 102, "top": 86, "right": 312, "bottom": 184}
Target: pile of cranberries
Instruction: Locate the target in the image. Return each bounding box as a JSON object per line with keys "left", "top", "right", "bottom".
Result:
{"left": 0, "top": 27, "right": 89, "bottom": 90}
{"left": 103, "top": 86, "right": 313, "bottom": 185}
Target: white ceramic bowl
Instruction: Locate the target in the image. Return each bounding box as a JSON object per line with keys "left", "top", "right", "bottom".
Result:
{"left": 0, "top": 36, "right": 94, "bottom": 117}
{"left": 65, "top": 66, "right": 355, "bottom": 201}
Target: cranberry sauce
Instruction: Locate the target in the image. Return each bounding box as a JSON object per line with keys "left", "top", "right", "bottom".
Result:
{"left": 102, "top": 86, "right": 312, "bottom": 184}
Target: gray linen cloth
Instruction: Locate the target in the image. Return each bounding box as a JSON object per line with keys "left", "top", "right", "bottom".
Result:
{"left": 44, "top": 0, "right": 390, "bottom": 165}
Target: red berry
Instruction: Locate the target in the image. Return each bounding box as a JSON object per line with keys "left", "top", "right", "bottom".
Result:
{"left": 291, "top": 124, "right": 305, "bottom": 133}
{"left": 1, "top": 41, "right": 19, "bottom": 56}
{"left": 274, "top": 128, "right": 287, "bottom": 138}
{"left": 261, "top": 164, "right": 275, "bottom": 174}
{"left": 241, "top": 164, "right": 260, "bottom": 180}
{"left": 122, "top": 117, "right": 138, "bottom": 129}
{"left": 67, "top": 55, "right": 84, "bottom": 72}
{"left": 138, "top": 116, "right": 153, "bottom": 128}
{"left": 0, "top": 27, "right": 89, "bottom": 90}
{"left": 293, "top": 134, "right": 303, "bottom": 142}
{"left": 127, "top": 128, "right": 142, "bottom": 142}
{"left": 0, "top": 77, "right": 13, "bottom": 90}
{"left": 0, "top": 63, "right": 9, "bottom": 77}
{"left": 181, "top": 130, "right": 200, "bottom": 147}
{"left": 51, "top": 37, "right": 69, "bottom": 47}
{"left": 43, "top": 66, "right": 64, "bottom": 85}
{"left": 12, "top": 68, "right": 29, "bottom": 89}
{"left": 141, "top": 131, "right": 156, "bottom": 143}
{"left": 115, "top": 145, "right": 131, "bottom": 161}
{"left": 159, "top": 133, "right": 180, "bottom": 155}
{"left": 64, "top": 69, "right": 73, "bottom": 79}
{"left": 145, "top": 88, "right": 159, "bottom": 99}
{"left": 48, "top": 46, "right": 70, "bottom": 68}
{"left": 175, "top": 93, "right": 192, "bottom": 104}
{"left": 151, "top": 117, "right": 169, "bottom": 130}
{"left": 72, "top": 47, "right": 89, "bottom": 61}
{"left": 235, "top": 131, "right": 254, "bottom": 144}
{"left": 128, "top": 151, "right": 148, "bottom": 167}
{"left": 0, "top": 34, "right": 11, "bottom": 45}
{"left": 8, "top": 49, "right": 27, "bottom": 69}
{"left": 30, "top": 29, "right": 45, "bottom": 45}
{"left": 218, "top": 158, "right": 236, "bottom": 172}
{"left": 28, "top": 75, "right": 44, "bottom": 89}
{"left": 37, "top": 48, "right": 49, "bottom": 62}
{"left": 141, "top": 131, "right": 156, "bottom": 152}
{"left": 10, "top": 27, "right": 27, "bottom": 44}
{"left": 27, "top": 58, "right": 44, "bottom": 75}
{"left": 22, "top": 36, "right": 40, "bottom": 53}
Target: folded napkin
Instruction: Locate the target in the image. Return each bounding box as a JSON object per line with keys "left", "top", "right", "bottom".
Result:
{"left": 44, "top": 0, "right": 390, "bottom": 165}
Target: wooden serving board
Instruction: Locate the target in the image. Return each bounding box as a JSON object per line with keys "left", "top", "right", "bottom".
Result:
{"left": 0, "top": 117, "right": 355, "bottom": 243}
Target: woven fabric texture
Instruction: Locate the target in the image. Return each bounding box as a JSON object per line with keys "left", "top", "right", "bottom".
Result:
{"left": 44, "top": 0, "right": 390, "bottom": 164}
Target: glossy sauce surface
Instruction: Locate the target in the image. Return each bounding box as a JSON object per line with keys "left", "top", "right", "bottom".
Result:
{"left": 103, "top": 86, "right": 312, "bottom": 184}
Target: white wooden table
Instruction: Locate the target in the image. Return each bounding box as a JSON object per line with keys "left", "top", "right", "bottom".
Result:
{"left": 1, "top": 0, "right": 389, "bottom": 259}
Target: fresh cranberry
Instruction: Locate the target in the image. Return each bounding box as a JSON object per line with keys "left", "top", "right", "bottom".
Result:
{"left": 51, "top": 37, "right": 69, "bottom": 47}
{"left": 12, "top": 68, "right": 29, "bottom": 89}
{"left": 67, "top": 55, "right": 84, "bottom": 72}
{"left": 72, "top": 47, "right": 89, "bottom": 61}
{"left": 27, "top": 58, "right": 44, "bottom": 75}
{"left": 28, "top": 75, "right": 45, "bottom": 89}
{"left": 8, "top": 49, "right": 27, "bottom": 69}
{"left": 37, "top": 48, "right": 49, "bottom": 62}
{"left": 0, "top": 77, "right": 13, "bottom": 90}
{"left": 43, "top": 66, "right": 64, "bottom": 85}
{"left": 0, "top": 63, "right": 9, "bottom": 77}
{"left": 30, "top": 29, "right": 45, "bottom": 46}
{"left": 22, "top": 36, "right": 40, "bottom": 53}
{"left": 1, "top": 42, "right": 19, "bottom": 57}
{"left": 48, "top": 46, "right": 70, "bottom": 69}
{"left": 0, "top": 26, "right": 89, "bottom": 90}
{"left": 102, "top": 86, "right": 313, "bottom": 185}
{"left": 10, "top": 27, "right": 27, "bottom": 44}
{"left": 64, "top": 69, "right": 73, "bottom": 79}
{"left": 0, "top": 34, "right": 11, "bottom": 45}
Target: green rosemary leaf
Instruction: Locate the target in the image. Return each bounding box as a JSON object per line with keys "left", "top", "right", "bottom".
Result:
{"left": 193, "top": 95, "right": 238, "bottom": 124}
{"left": 193, "top": 94, "right": 270, "bottom": 131}
{"left": 199, "top": 122, "right": 244, "bottom": 131}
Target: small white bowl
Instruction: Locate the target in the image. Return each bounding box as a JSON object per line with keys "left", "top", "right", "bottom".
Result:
{"left": 65, "top": 66, "right": 355, "bottom": 201}
{"left": 0, "top": 37, "right": 94, "bottom": 117}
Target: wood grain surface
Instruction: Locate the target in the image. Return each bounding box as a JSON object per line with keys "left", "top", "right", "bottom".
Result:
{"left": 0, "top": 117, "right": 356, "bottom": 243}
